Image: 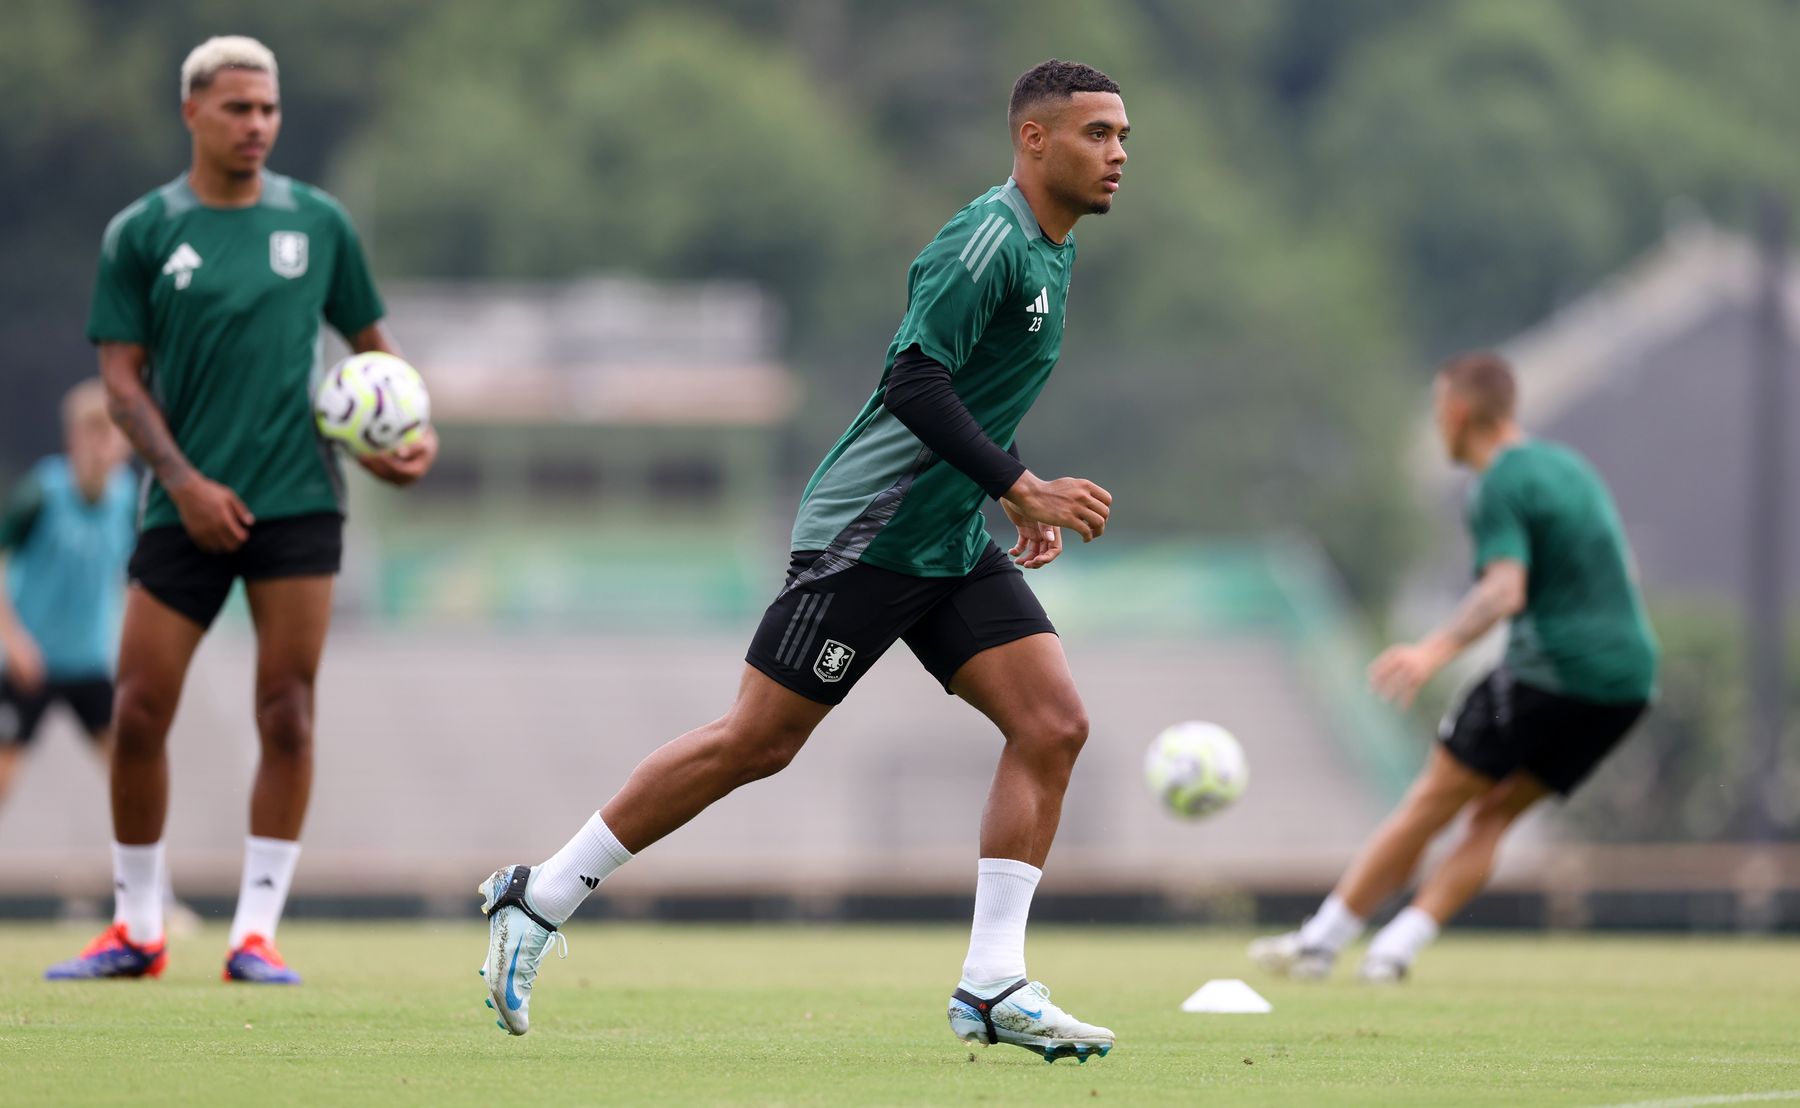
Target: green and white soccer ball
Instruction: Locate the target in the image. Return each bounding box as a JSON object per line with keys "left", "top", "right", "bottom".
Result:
{"left": 1144, "top": 720, "right": 1249, "bottom": 819}
{"left": 314, "top": 352, "right": 431, "bottom": 456}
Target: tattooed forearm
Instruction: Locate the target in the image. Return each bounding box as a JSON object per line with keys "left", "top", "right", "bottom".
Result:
{"left": 104, "top": 382, "right": 195, "bottom": 492}
{"left": 1431, "top": 567, "right": 1525, "bottom": 652}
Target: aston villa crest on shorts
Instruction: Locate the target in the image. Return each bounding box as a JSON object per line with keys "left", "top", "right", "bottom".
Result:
{"left": 814, "top": 639, "right": 855, "bottom": 683}
{"left": 269, "top": 231, "right": 309, "bottom": 278}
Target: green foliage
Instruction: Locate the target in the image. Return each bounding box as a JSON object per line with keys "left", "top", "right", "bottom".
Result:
{"left": 340, "top": 8, "right": 892, "bottom": 341}
{"left": 4, "top": 0, "right": 1799, "bottom": 605}
{"left": 1302, "top": 0, "right": 1800, "bottom": 354}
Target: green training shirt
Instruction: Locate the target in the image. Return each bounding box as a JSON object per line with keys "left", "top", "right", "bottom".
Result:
{"left": 791, "top": 178, "right": 1074, "bottom": 576}
{"left": 87, "top": 171, "right": 385, "bottom": 530}
{"left": 1467, "top": 439, "right": 1659, "bottom": 703}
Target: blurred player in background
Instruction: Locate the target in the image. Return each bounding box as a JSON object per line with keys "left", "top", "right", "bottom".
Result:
{"left": 1252, "top": 352, "right": 1657, "bottom": 982}
{"left": 3, "top": 381, "right": 200, "bottom": 934}
{"left": 46, "top": 35, "right": 435, "bottom": 983}
{"left": 478, "top": 60, "right": 1126, "bottom": 1061}
{"left": 0, "top": 381, "right": 133, "bottom": 802}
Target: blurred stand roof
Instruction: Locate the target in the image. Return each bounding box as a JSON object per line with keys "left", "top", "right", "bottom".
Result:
{"left": 381, "top": 277, "right": 797, "bottom": 427}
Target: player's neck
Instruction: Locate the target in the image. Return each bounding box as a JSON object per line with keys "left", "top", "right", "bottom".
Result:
{"left": 66, "top": 456, "right": 108, "bottom": 502}
{"left": 1008, "top": 171, "right": 1077, "bottom": 244}
{"left": 1465, "top": 424, "right": 1525, "bottom": 472}
{"left": 187, "top": 159, "right": 263, "bottom": 208}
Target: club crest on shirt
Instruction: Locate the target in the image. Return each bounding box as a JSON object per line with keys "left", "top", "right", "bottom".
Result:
{"left": 814, "top": 639, "right": 855, "bottom": 683}
{"left": 269, "top": 231, "right": 309, "bottom": 278}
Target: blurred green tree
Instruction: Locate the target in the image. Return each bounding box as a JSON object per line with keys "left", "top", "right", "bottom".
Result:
{"left": 4, "top": 0, "right": 1798, "bottom": 610}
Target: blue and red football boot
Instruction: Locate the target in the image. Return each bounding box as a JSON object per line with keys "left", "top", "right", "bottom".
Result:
{"left": 223, "top": 933, "right": 302, "bottom": 984}
{"left": 44, "top": 923, "right": 167, "bottom": 980}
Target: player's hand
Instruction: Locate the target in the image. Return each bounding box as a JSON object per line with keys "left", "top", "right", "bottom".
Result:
{"left": 1368, "top": 640, "right": 1450, "bottom": 710}
{"left": 172, "top": 475, "right": 254, "bottom": 553}
{"left": 1002, "top": 498, "right": 1063, "bottom": 568}
{"left": 1, "top": 629, "right": 45, "bottom": 695}
{"left": 358, "top": 425, "right": 438, "bottom": 488}
{"left": 1002, "top": 472, "right": 1112, "bottom": 542}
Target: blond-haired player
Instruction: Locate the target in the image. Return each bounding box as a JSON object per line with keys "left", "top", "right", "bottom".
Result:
{"left": 47, "top": 36, "right": 436, "bottom": 982}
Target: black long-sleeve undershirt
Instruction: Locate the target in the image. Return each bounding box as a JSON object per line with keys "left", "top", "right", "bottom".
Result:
{"left": 882, "top": 344, "right": 1027, "bottom": 500}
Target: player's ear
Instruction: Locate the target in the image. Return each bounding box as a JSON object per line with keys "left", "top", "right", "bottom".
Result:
{"left": 181, "top": 96, "right": 199, "bottom": 131}
{"left": 1017, "top": 119, "right": 1047, "bottom": 158}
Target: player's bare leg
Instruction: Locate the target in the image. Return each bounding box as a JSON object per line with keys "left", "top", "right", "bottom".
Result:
{"left": 599, "top": 667, "right": 832, "bottom": 852}
{"left": 220, "top": 575, "right": 332, "bottom": 983}
{"left": 1336, "top": 747, "right": 1494, "bottom": 916}
{"left": 951, "top": 633, "right": 1088, "bottom": 868}
{"left": 479, "top": 668, "right": 831, "bottom": 1033}
{"left": 1354, "top": 772, "right": 1552, "bottom": 982}
{"left": 244, "top": 577, "right": 332, "bottom": 840}
{"left": 1251, "top": 746, "right": 1492, "bottom": 978}
{"left": 1410, "top": 771, "right": 1547, "bottom": 922}
{"left": 44, "top": 588, "right": 204, "bottom": 979}
{"left": 110, "top": 588, "right": 207, "bottom": 846}
{"left": 942, "top": 632, "right": 1112, "bottom": 1062}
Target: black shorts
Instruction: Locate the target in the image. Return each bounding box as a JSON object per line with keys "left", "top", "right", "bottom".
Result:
{"left": 745, "top": 543, "right": 1056, "bottom": 706}
{"left": 128, "top": 511, "right": 344, "bottom": 630}
{"left": 1439, "top": 669, "right": 1648, "bottom": 795}
{"left": 0, "top": 674, "right": 113, "bottom": 746}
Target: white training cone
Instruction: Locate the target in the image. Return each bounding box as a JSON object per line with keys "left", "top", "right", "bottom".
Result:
{"left": 1180, "top": 979, "right": 1273, "bottom": 1014}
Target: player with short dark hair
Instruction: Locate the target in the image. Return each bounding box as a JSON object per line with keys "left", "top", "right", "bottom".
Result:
{"left": 1251, "top": 351, "right": 1657, "bottom": 981}
{"left": 46, "top": 35, "right": 436, "bottom": 983}
{"left": 477, "top": 59, "right": 1127, "bottom": 1061}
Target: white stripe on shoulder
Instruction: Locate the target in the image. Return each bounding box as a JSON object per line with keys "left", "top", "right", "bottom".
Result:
{"left": 968, "top": 222, "right": 1013, "bottom": 282}
{"left": 958, "top": 213, "right": 1004, "bottom": 267}
{"left": 101, "top": 198, "right": 151, "bottom": 260}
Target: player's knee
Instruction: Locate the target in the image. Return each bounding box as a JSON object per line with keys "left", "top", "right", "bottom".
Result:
{"left": 713, "top": 718, "right": 810, "bottom": 784}
{"left": 1011, "top": 707, "right": 1089, "bottom": 765}
{"left": 1397, "top": 782, "right": 1469, "bottom": 830}
{"left": 745, "top": 727, "right": 810, "bottom": 781}
{"left": 111, "top": 682, "right": 175, "bottom": 755}
{"left": 255, "top": 682, "right": 315, "bottom": 759}
{"left": 1466, "top": 795, "right": 1524, "bottom": 837}
{"left": 1414, "top": 762, "right": 1489, "bottom": 816}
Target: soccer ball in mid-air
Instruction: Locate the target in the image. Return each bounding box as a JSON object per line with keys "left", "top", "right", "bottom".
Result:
{"left": 1144, "top": 720, "right": 1249, "bottom": 819}
{"left": 314, "top": 352, "right": 431, "bottom": 455}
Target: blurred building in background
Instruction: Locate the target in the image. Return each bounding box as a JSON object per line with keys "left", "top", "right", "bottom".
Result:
{"left": 349, "top": 277, "right": 797, "bottom": 625}
{"left": 1412, "top": 217, "right": 1800, "bottom": 601}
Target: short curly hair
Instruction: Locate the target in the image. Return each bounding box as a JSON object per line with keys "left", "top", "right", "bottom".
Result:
{"left": 1008, "top": 60, "right": 1120, "bottom": 133}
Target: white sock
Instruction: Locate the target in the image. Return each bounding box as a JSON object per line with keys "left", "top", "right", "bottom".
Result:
{"left": 1367, "top": 906, "right": 1440, "bottom": 966}
{"left": 1297, "top": 893, "right": 1365, "bottom": 954}
{"left": 528, "top": 811, "right": 633, "bottom": 925}
{"left": 228, "top": 836, "right": 302, "bottom": 948}
{"left": 111, "top": 841, "right": 165, "bottom": 946}
{"left": 960, "top": 857, "right": 1042, "bottom": 989}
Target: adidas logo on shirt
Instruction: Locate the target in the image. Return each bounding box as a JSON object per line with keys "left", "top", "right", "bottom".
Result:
{"left": 1026, "top": 288, "right": 1049, "bottom": 315}
{"left": 163, "top": 243, "right": 202, "bottom": 290}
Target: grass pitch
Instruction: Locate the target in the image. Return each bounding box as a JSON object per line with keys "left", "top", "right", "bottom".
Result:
{"left": 1, "top": 923, "right": 1797, "bottom": 1106}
